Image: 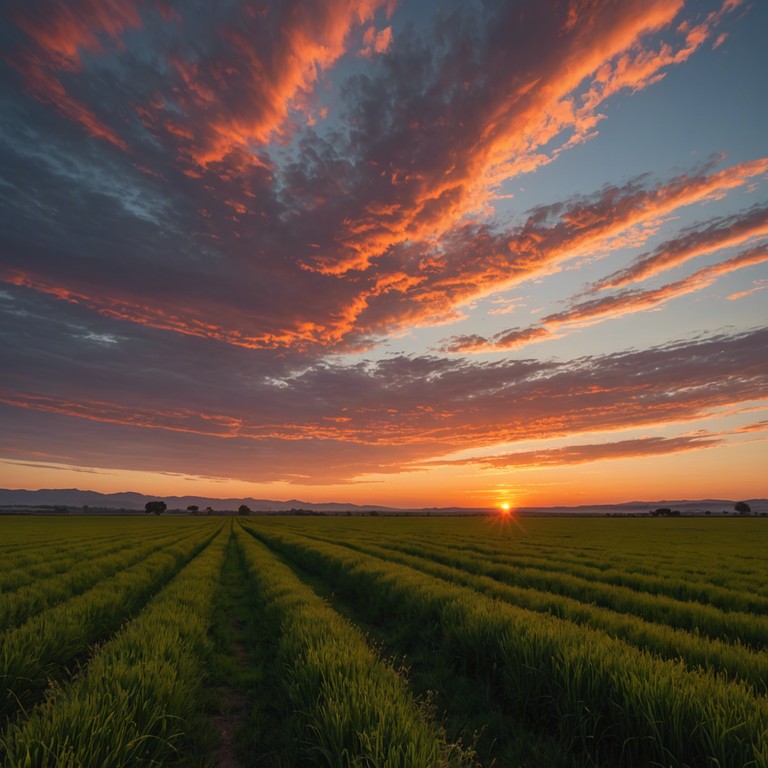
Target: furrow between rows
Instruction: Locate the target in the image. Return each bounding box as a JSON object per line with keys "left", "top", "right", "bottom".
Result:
{"left": 0, "top": 524, "right": 220, "bottom": 725}
{"left": 243, "top": 522, "right": 768, "bottom": 768}
{"left": 0, "top": 529, "right": 228, "bottom": 767}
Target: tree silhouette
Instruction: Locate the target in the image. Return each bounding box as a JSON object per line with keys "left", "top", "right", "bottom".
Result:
{"left": 238, "top": 504, "right": 251, "bottom": 515}
{"left": 734, "top": 501, "right": 752, "bottom": 515}
{"left": 145, "top": 500, "right": 166, "bottom": 515}
{"left": 187, "top": 505, "right": 199, "bottom": 515}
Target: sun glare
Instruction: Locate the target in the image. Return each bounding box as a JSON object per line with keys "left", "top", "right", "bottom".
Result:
{"left": 499, "top": 502, "right": 511, "bottom": 515}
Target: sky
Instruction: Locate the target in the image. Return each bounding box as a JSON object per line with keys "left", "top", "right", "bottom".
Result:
{"left": 0, "top": 0, "right": 766, "bottom": 510}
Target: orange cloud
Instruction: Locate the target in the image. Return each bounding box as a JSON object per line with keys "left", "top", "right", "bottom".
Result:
{"left": 542, "top": 243, "right": 768, "bottom": 327}
{"left": 147, "top": 0, "right": 388, "bottom": 168}
{"left": 6, "top": 0, "right": 143, "bottom": 150}
{"left": 305, "top": 0, "right": 742, "bottom": 276}
{"left": 596, "top": 203, "right": 768, "bottom": 289}
{"left": 2, "top": 1, "right": 760, "bottom": 363}
{"left": 727, "top": 279, "right": 768, "bottom": 301}
{"left": 360, "top": 24, "right": 392, "bottom": 57}
{"left": 443, "top": 242, "right": 767, "bottom": 354}
{"left": 2, "top": 329, "right": 766, "bottom": 462}
{"left": 428, "top": 434, "right": 723, "bottom": 470}
{"left": 0, "top": 270, "right": 327, "bottom": 350}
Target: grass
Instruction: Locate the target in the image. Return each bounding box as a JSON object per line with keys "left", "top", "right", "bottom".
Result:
{"left": 244, "top": 518, "right": 768, "bottom": 768}
{"left": 0, "top": 514, "right": 766, "bottom": 768}
{"left": 0, "top": 525, "right": 226, "bottom": 767}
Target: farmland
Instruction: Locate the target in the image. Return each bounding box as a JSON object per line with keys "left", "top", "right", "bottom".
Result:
{"left": 0, "top": 516, "right": 766, "bottom": 767}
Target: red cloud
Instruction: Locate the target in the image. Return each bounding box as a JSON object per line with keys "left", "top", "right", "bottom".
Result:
{"left": 727, "top": 279, "right": 768, "bottom": 301}
{"left": 440, "top": 206, "right": 768, "bottom": 354}
{"left": 0, "top": 270, "right": 334, "bottom": 350}
{"left": 541, "top": 244, "right": 768, "bottom": 328}
{"left": 298, "top": 0, "right": 741, "bottom": 276}
{"left": 360, "top": 24, "right": 392, "bottom": 57}
{"left": 3, "top": 156, "right": 764, "bottom": 357}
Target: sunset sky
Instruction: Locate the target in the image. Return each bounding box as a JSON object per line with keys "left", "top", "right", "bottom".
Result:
{"left": 1, "top": 0, "right": 766, "bottom": 509}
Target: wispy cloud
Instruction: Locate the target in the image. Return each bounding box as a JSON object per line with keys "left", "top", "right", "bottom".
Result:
{"left": 442, "top": 213, "right": 768, "bottom": 354}
{"left": 1, "top": 316, "right": 765, "bottom": 483}
{"left": 727, "top": 279, "right": 768, "bottom": 300}
{"left": 423, "top": 434, "right": 724, "bottom": 470}
{"left": 594, "top": 204, "right": 768, "bottom": 290}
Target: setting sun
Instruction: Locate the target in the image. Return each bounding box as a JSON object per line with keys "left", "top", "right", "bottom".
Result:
{"left": 1, "top": 0, "right": 766, "bottom": 512}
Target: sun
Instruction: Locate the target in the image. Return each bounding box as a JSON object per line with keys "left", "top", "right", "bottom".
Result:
{"left": 499, "top": 502, "right": 511, "bottom": 516}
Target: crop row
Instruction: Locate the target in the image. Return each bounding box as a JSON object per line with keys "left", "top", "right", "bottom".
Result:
{"left": 0, "top": 528, "right": 194, "bottom": 630}
{"left": 367, "top": 536, "right": 768, "bottom": 647}
{"left": 297, "top": 521, "right": 768, "bottom": 612}
{"left": 408, "top": 535, "right": 766, "bottom": 610}
{"left": 0, "top": 517, "right": 186, "bottom": 552}
{"left": 0, "top": 531, "right": 144, "bottom": 590}
{"left": 0, "top": 524, "right": 218, "bottom": 724}
{"left": 422, "top": 535, "right": 768, "bottom": 609}
{"left": 276, "top": 521, "right": 768, "bottom": 649}
{"left": 281, "top": 525, "right": 768, "bottom": 693}
{"left": 304, "top": 519, "right": 767, "bottom": 597}
{"left": 0, "top": 529, "right": 228, "bottom": 767}
{"left": 243, "top": 522, "right": 768, "bottom": 768}
{"left": 233, "top": 524, "right": 475, "bottom": 767}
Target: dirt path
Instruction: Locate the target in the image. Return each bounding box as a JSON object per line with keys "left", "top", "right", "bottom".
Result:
{"left": 205, "top": 527, "right": 294, "bottom": 768}
{"left": 206, "top": 538, "right": 253, "bottom": 768}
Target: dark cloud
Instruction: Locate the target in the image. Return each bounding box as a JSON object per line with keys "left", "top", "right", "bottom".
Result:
{"left": 1, "top": 293, "right": 765, "bottom": 481}
{"left": 0, "top": 0, "right": 764, "bottom": 493}
{"left": 1, "top": 0, "right": 754, "bottom": 356}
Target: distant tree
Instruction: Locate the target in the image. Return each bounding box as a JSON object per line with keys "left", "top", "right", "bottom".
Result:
{"left": 145, "top": 500, "right": 166, "bottom": 515}
{"left": 734, "top": 501, "right": 752, "bottom": 515}
{"left": 187, "top": 505, "right": 199, "bottom": 515}
{"left": 205, "top": 506, "right": 213, "bottom": 515}
{"left": 651, "top": 508, "right": 681, "bottom": 517}
{"left": 238, "top": 504, "right": 251, "bottom": 515}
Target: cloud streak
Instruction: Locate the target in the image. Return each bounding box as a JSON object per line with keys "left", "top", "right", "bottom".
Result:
{"left": 427, "top": 435, "right": 724, "bottom": 470}
{"left": 1, "top": 307, "right": 765, "bottom": 483}
{"left": 0, "top": 0, "right": 765, "bottom": 503}
{"left": 442, "top": 209, "right": 768, "bottom": 353}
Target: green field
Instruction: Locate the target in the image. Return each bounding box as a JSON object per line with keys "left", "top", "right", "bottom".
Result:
{"left": 0, "top": 515, "right": 766, "bottom": 767}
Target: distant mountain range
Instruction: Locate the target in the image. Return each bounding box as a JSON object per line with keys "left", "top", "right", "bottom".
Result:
{"left": 0, "top": 488, "right": 399, "bottom": 512}
{"left": 0, "top": 488, "right": 765, "bottom": 515}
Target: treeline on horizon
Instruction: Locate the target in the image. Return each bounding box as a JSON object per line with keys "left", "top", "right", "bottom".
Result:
{"left": 0, "top": 501, "right": 762, "bottom": 517}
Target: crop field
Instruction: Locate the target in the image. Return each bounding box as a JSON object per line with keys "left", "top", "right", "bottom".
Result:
{"left": 0, "top": 515, "right": 766, "bottom": 767}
